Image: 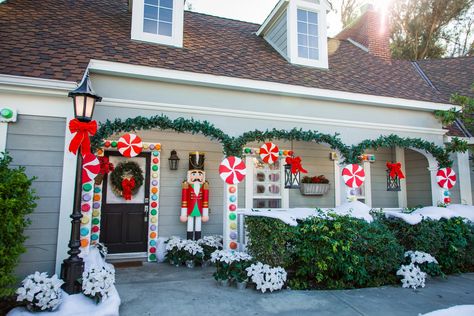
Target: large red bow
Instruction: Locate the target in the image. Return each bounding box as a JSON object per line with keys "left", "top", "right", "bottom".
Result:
{"left": 68, "top": 119, "right": 97, "bottom": 155}
{"left": 386, "top": 162, "right": 405, "bottom": 179}
{"left": 122, "top": 178, "right": 136, "bottom": 200}
{"left": 285, "top": 156, "right": 308, "bottom": 174}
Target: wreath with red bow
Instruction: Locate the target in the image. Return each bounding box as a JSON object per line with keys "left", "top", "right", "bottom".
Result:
{"left": 110, "top": 161, "right": 144, "bottom": 200}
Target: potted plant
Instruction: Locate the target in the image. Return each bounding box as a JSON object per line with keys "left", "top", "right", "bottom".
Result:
{"left": 229, "top": 259, "right": 253, "bottom": 290}
{"left": 211, "top": 250, "right": 253, "bottom": 287}
{"left": 197, "top": 235, "right": 223, "bottom": 267}
{"left": 183, "top": 240, "right": 204, "bottom": 268}
{"left": 165, "top": 236, "right": 187, "bottom": 266}
{"left": 16, "top": 272, "right": 64, "bottom": 312}
{"left": 300, "top": 175, "right": 330, "bottom": 196}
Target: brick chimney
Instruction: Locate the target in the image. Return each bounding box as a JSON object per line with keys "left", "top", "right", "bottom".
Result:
{"left": 335, "top": 4, "right": 391, "bottom": 62}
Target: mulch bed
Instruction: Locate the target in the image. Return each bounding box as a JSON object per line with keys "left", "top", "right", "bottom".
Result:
{"left": 0, "top": 295, "right": 22, "bottom": 315}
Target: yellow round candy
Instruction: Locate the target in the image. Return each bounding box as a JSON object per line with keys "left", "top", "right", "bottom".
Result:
{"left": 151, "top": 217, "right": 157, "bottom": 223}
{"left": 92, "top": 210, "right": 100, "bottom": 217}
{"left": 230, "top": 222, "right": 237, "bottom": 230}
{"left": 81, "top": 216, "right": 90, "bottom": 224}
{"left": 152, "top": 173, "right": 158, "bottom": 178}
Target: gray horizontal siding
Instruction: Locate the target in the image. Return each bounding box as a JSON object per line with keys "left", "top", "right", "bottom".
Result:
{"left": 265, "top": 10, "right": 288, "bottom": 56}
{"left": 405, "top": 149, "right": 431, "bottom": 207}
{"left": 366, "top": 148, "right": 398, "bottom": 208}
{"left": 6, "top": 115, "right": 65, "bottom": 278}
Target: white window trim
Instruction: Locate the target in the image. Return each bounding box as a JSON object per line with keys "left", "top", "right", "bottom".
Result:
{"left": 245, "top": 156, "right": 289, "bottom": 209}
{"left": 287, "top": 0, "right": 328, "bottom": 69}
{"left": 131, "top": 0, "right": 184, "bottom": 48}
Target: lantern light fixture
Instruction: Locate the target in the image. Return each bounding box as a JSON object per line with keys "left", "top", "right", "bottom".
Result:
{"left": 68, "top": 73, "right": 102, "bottom": 122}
{"left": 169, "top": 150, "right": 180, "bottom": 170}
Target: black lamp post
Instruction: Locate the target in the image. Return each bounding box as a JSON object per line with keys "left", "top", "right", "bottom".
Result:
{"left": 168, "top": 150, "right": 180, "bottom": 170}
{"left": 61, "top": 73, "right": 101, "bottom": 294}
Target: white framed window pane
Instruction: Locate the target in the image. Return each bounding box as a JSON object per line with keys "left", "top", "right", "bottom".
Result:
{"left": 159, "top": 8, "right": 173, "bottom": 22}
{"left": 144, "top": 19, "right": 158, "bottom": 34}
{"left": 308, "top": 35, "right": 318, "bottom": 48}
{"left": 253, "top": 199, "right": 281, "bottom": 209}
{"left": 309, "top": 48, "right": 319, "bottom": 60}
{"left": 308, "top": 11, "right": 318, "bottom": 24}
{"left": 297, "top": 9, "right": 307, "bottom": 22}
{"left": 160, "top": 0, "right": 173, "bottom": 9}
{"left": 297, "top": 21, "right": 307, "bottom": 34}
{"left": 145, "top": 0, "right": 158, "bottom": 5}
{"left": 158, "top": 22, "right": 172, "bottom": 36}
{"left": 298, "top": 45, "right": 308, "bottom": 58}
{"left": 298, "top": 34, "right": 307, "bottom": 46}
{"left": 308, "top": 23, "right": 318, "bottom": 35}
{"left": 144, "top": 5, "right": 158, "bottom": 19}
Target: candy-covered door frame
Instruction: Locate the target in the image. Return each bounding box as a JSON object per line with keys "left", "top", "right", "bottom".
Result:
{"left": 79, "top": 140, "right": 162, "bottom": 262}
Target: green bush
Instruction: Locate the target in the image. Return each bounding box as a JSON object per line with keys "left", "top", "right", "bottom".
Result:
{"left": 246, "top": 212, "right": 404, "bottom": 290}
{"left": 0, "top": 154, "right": 37, "bottom": 297}
{"left": 382, "top": 217, "right": 474, "bottom": 274}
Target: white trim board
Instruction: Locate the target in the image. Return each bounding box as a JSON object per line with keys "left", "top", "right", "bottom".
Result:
{"left": 100, "top": 97, "right": 447, "bottom": 136}
{"left": 0, "top": 74, "right": 76, "bottom": 97}
{"left": 88, "top": 59, "right": 457, "bottom": 112}
{"left": 0, "top": 123, "right": 7, "bottom": 154}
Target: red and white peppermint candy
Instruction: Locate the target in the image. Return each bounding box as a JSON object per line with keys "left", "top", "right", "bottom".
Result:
{"left": 436, "top": 167, "right": 456, "bottom": 189}
{"left": 82, "top": 153, "right": 100, "bottom": 183}
{"left": 219, "top": 156, "right": 246, "bottom": 184}
{"left": 117, "top": 133, "right": 143, "bottom": 158}
{"left": 342, "top": 164, "right": 365, "bottom": 188}
{"left": 259, "top": 142, "right": 279, "bottom": 164}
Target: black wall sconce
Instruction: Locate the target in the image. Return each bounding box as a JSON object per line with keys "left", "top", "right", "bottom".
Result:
{"left": 169, "top": 150, "right": 180, "bottom": 170}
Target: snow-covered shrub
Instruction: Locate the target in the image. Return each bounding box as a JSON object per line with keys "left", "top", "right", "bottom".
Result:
{"left": 211, "top": 250, "right": 253, "bottom": 282}
{"left": 82, "top": 265, "right": 116, "bottom": 304}
{"left": 246, "top": 262, "right": 287, "bottom": 293}
{"left": 16, "top": 272, "right": 64, "bottom": 312}
{"left": 197, "top": 235, "right": 223, "bottom": 261}
{"left": 396, "top": 263, "right": 426, "bottom": 289}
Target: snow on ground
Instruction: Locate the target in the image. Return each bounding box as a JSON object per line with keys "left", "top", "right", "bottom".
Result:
{"left": 8, "top": 248, "right": 120, "bottom": 316}
{"left": 420, "top": 305, "right": 474, "bottom": 316}
{"left": 385, "top": 204, "right": 474, "bottom": 225}
{"left": 239, "top": 201, "right": 373, "bottom": 226}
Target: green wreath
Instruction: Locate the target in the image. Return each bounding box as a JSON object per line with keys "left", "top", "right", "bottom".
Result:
{"left": 110, "top": 161, "right": 144, "bottom": 197}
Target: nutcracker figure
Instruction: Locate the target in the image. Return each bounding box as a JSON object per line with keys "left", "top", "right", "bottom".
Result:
{"left": 180, "top": 152, "right": 209, "bottom": 240}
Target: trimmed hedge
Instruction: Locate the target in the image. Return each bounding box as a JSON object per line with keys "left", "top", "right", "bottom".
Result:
{"left": 0, "top": 154, "right": 37, "bottom": 297}
{"left": 246, "top": 213, "right": 474, "bottom": 290}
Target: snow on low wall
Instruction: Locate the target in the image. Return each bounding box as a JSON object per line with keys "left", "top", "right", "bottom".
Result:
{"left": 385, "top": 204, "right": 474, "bottom": 225}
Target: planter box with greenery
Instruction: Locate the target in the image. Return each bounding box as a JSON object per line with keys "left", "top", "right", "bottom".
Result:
{"left": 300, "top": 175, "right": 330, "bottom": 196}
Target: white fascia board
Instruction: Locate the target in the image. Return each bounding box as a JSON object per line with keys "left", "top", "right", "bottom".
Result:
{"left": 88, "top": 59, "right": 457, "bottom": 112}
{"left": 0, "top": 74, "right": 77, "bottom": 96}
{"left": 257, "top": 0, "right": 288, "bottom": 36}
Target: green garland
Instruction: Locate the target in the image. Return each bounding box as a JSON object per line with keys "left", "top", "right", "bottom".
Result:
{"left": 110, "top": 161, "right": 144, "bottom": 197}
{"left": 91, "top": 114, "right": 467, "bottom": 168}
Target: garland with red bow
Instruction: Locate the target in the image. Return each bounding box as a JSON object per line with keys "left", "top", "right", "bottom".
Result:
{"left": 285, "top": 156, "right": 308, "bottom": 174}
{"left": 68, "top": 119, "right": 97, "bottom": 155}
{"left": 386, "top": 162, "right": 405, "bottom": 179}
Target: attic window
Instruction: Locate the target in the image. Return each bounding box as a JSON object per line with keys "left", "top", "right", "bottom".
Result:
{"left": 131, "top": 0, "right": 184, "bottom": 48}
{"left": 297, "top": 9, "right": 319, "bottom": 60}
{"left": 144, "top": 0, "right": 173, "bottom": 36}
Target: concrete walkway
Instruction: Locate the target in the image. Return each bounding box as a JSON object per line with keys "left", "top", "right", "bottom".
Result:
{"left": 115, "top": 263, "right": 474, "bottom": 316}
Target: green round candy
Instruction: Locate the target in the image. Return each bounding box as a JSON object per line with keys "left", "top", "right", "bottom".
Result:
{"left": 229, "top": 213, "right": 237, "bottom": 220}
{"left": 149, "top": 254, "right": 157, "bottom": 261}
{"left": 92, "top": 218, "right": 100, "bottom": 225}
{"left": 244, "top": 148, "right": 251, "bottom": 154}
{"left": 111, "top": 141, "right": 117, "bottom": 148}
{"left": 94, "top": 187, "right": 101, "bottom": 193}
{"left": 1, "top": 108, "right": 13, "bottom": 119}
{"left": 151, "top": 209, "right": 157, "bottom": 216}
{"left": 83, "top": 183, "right": 92, "bottom": 192}
{"left": 152, "top": 165, "right": 158, "bottom": 171}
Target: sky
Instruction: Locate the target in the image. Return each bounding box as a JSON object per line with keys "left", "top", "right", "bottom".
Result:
{"left": 184, "top": 0, "right": 345, "bottom": 36}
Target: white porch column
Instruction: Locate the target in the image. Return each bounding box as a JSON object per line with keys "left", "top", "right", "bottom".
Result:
{"left": 334, "top": 160, "right": 342, "bottom": 206}
{"left": 363, "top": 160, "right": 372, "bottom": 207}
{"left": 456, "top": 152, "right": 473, "bottom": 205}
{"left": 0, "top": 122, "right": 7, "bottom": 154}
{"left": 395, "top": 147, "right": 407, "bottom": 208}
{"left": 428, "top": 166, "right": 441, "bottom": 206}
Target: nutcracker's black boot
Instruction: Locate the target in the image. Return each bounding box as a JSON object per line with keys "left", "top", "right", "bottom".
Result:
{"left": 194, "top": 231, "right": 201, "bottom": 240}
{"left": 187, "top": 231, "right": 193, "bottom": 240}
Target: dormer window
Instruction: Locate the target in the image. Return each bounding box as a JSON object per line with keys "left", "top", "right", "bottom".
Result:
{"left": 297, "top": 9, "right": 319, "bottom": 60}
{"left": 257, "top": 0, "right": 329, "bottom": 69}
{"left": 131, "top": 0, "right": 184, "bottom": 48}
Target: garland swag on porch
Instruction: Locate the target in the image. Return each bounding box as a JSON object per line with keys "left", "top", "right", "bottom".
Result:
{"left": 91, "top": 114, "right": 467, "bottom": 167}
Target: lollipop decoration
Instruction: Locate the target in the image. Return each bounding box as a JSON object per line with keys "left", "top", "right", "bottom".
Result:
{"left": 436, "top": 167, "right": 456, "bottom": 189}
{"left": 82, "top": 153, "right": 100, "bottom": 183}
{"left": 260, "top": 142, "right": 279, "bottom": 164}
{"left": 219, "top": 156, "right": 246, "bottom": 184}
{"left": 117, "top": 133, "right": 143, "bottom": 158}
{"left": 342, "top": 164, "right": 365, "bottom": 188}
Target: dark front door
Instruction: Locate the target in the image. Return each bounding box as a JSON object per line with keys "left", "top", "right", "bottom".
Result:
{"left": 101, "top": 151, "right": 150, "bottom": 254}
